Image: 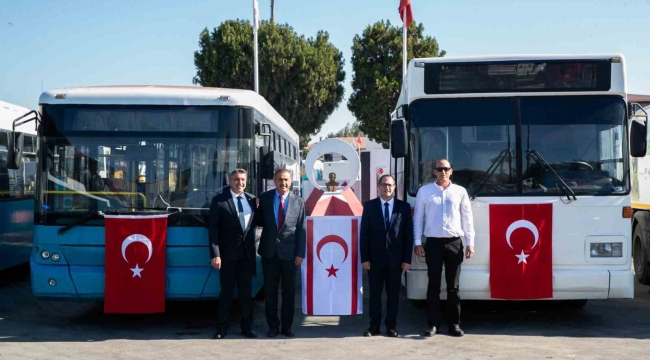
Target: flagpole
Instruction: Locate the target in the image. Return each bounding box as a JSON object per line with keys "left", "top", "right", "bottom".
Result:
{"left": 253, "top": 0, "right": 259, "bottom": 93}
{"left": 402, "top": 10, "right": 407, "bottom": 82}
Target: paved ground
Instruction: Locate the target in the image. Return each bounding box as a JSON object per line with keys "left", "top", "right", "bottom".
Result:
{"left": 0, "top": 267, "right": 649, "bottom": 360}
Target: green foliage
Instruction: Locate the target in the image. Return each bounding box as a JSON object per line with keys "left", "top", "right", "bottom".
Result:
{"left": 327, "top": 122, "right": 363, "bottom": 138}
{"left": 193, "top": 20, "right": 346, "bottom": 150}
{"left": 348, "top": 20, "right": 445, "bottom": 147}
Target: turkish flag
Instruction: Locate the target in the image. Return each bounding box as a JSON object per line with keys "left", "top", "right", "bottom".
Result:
{"left": 302, "top": 217, "right": 363, "bottom": 315}
{"left": 104, "top": 214, "right": 168, "bottom": 313}
{"left": 489, "top": 204, "right": 553, "bottom": 299}
{"left": 399, "top": 0, "right": 414, "bottom": 27}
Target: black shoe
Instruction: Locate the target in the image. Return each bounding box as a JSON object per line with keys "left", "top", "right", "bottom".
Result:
{"left": 387, "top": 328, "right": 399, "bottom": 337}
{"left": 281, "top": 328, "right": 296, "bottom": 338}
{"left": 363, "top": 327, "right": 380, "bottom": 337}
{"left": 241, "top": 330, "right": 257, "bottom": 338}
{"left": 214, "top": 331, "right": 225, "bottom": 339}
{"left": 448, "top": 324, "right": 464, "bottom": 337}
{"left": 423, "top": 326, "right": 437, "bottom": 337}
{"left": 267, "top": 328, "right": 278, "bottom": 338}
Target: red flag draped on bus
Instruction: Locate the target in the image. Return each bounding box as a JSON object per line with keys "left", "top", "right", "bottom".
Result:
{"left": 489, "top": 204, "right": 553, "bottom": 299}
{"left": 104, "top": 214, "right": 168, "bottom": 313}
{"left": 399, "top": 0, "right": 414, "bottom": 27}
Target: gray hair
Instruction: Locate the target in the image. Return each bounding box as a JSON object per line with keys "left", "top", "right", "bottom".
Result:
{"left": 230, "top": 168, "right": 247, "bottom": 178}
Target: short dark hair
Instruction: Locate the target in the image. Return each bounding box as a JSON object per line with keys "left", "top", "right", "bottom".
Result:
{"left": 377, "top": 174, "right": 396, "bottom": 186}
{"left": 230, "top": 168, "right": 247, "bottom": 179}
{"left": 274, "top": 168, "right": 291, "bottom": 178}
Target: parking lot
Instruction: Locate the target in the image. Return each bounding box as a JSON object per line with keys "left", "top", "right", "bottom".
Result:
{"left": 1, "top": 267, "right": 649, "bottom": 360}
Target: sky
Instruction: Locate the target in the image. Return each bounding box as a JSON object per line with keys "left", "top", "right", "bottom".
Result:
{"left": 2, "top": 0, "right": 650, "bottom": 142}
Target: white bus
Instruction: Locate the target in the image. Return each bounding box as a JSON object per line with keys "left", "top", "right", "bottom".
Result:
{"left": 390, "top": 54, "right": 647, "bottom": 304}
{"left": 5, "top": 86, "right": 300, "bottom": 300}
{"left": 0, "top": 101, "right": 37, "bottom": 272}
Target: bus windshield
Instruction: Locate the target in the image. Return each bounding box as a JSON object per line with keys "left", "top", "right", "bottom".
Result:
{"left": 408, "top": 96, "right": 628, "bottom": 197}
{"left": 38, "top": 105, "right": 253, "bottom": 226}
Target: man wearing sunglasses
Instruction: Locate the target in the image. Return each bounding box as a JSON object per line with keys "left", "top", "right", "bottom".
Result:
{"left": 413, "top": 159, "right": 475, "bottom": 338}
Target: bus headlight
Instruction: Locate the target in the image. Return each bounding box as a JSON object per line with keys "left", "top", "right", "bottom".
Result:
{"left": 590, "top": 243, "right": 623, "bottom": 257}
{"left": 51, "top": 253, "right": 60, "bottom": 262}
{"left": 41, "top": 250, "right": 50, "bottom": 259}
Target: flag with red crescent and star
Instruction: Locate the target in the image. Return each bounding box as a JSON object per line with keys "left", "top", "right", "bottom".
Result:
{"left": 104, "top": 214, "right": 168, "bottom": 313}
{"left": 302, "top": 216, "right": 362, "bottom": 315}
{"left": 489, "top": 203, "right": 553, "bottom": 299}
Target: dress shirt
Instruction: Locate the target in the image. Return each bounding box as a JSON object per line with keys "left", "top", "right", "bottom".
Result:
{"left": 273, "top": 191, "right": 289, "bottom": 228}
{"left": 413, "top": 182, "right": 475, "bottom": 247}
{"left": 230, "top": 189, "right": 252, "bottom": 230}
{"left": 380, "top": 197, "right": 394, "bottom": 228}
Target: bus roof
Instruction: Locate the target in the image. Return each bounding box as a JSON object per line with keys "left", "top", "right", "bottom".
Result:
{"left": 409, "top": 53, "right": 625, "bottom": 64}
{"left": 39, "top": 86, "right": 298, "bottom": 140}
{"left": 0, "top": 100, "right": 37, "bottom": 135}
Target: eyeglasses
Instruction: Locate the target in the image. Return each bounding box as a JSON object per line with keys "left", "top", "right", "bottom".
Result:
{"left": 379, "top": 183, "right": 395, "bottom": 188}
{"left": 435, "top": 167, "right": 452, "bottom": 172}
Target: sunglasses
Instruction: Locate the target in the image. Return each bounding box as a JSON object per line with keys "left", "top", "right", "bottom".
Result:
{"left": 435, "top": 167, "right": 452, "bottom": 172}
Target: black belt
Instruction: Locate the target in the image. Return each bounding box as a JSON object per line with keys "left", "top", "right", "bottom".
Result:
{"left": 426, "top": 236, "right": 460, "bottom": 240}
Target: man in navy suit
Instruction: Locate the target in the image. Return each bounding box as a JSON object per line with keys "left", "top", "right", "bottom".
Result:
{"left": 255, "top": 169, "right": 306, "bottom": 338}
{"left": 209, "top": 169, "right": 257, "bottom": 339}
{"left": 360, "top": 174, "right": 413, "bottom": 337}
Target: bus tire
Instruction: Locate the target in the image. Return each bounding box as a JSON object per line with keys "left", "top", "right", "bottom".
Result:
{"left": 633, "top": 225, "right": 650, "bottom": 285}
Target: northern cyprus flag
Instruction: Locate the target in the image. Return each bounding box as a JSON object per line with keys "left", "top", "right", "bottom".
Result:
{"left": 302, "top": 216, "right": 363, "bottom": 315}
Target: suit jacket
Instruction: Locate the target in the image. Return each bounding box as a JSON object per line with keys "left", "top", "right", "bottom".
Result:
{"left": 360, "top": 197, "right": 413, "bottom": 269}
{"left": 209, "top": 191, "right": 257, "bottom": 262}
{"left": 255, "top": 190, "right": 306, "bottom": 261}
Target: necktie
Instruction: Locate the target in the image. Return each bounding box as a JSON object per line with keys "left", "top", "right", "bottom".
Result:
{"left": 277, "top": 195, "right": 285, "bottom": 231}
{"left": 237, "top": 196, "right": 246, "bottom": 230}
{"left": 384, "top": 202, "right": 390, "bottom": 230}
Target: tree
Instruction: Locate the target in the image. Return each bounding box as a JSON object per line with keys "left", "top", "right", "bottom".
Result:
{"left": 194, "top": 20, "right": 346, "bottom": 150}
{"left": 348, "top": 20, "right": 445, "bottom": 147}
{"left": 327, "top": 122, "right": 363, "bottom": 138}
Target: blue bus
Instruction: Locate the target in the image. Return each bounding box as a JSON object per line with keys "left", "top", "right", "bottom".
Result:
{"left": 4, "top": 86, "right": 300, "bottom": 299}
{"left": 1, "top": 101, "right": 37, "bottom": 273}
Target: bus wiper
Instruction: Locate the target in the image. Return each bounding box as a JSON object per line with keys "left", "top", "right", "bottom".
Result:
{"left": 526, "top": 149, "right": 577, "bottom": 201}
{"left": 470, "top": 148, "right": 513, "bottom": 201}
{"left": 57, "top": 211, "right": 104, "bottom": 235}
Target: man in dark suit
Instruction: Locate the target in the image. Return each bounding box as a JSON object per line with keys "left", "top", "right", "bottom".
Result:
{"left": 255, "top": 168, "right": 306, "bottom": 338}
{"left": 209, "top": 169, "right": 257, "bottom": 339}
{"left": 360, "top": 174, "right": 413, "bottom": 338}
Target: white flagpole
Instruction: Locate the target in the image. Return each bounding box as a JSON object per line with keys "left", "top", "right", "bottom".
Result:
{"left": 402, "top": 10, "right": 407, "bottom": 82}
{"left": 253, "top": 0, "right": 260, "bottom": 93}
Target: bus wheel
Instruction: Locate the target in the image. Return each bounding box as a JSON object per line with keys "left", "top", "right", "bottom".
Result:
{"left": 564, "top": 299, "right": 587, "bottom": 309}
{"left": 633, "top": 226, "right": 650, "bottom": 285}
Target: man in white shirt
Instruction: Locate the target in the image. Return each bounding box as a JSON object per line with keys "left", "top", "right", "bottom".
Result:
{"left": 413, "top": 159, "right": 475, "bottom": 337}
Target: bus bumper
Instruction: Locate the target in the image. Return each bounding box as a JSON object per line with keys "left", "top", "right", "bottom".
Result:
{"left": 405, "top": 268, "right": 634, "bottom": 300}
{"left": 30, "top": 257, "right": 265, "bottom": 301}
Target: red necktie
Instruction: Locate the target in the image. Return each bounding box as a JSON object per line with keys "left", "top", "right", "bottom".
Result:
{"left": 277, "top": 195, "right": 285, "bottom": 231}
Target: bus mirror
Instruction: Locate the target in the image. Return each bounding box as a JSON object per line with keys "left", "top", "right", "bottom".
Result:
{"left": 260, "top": 146, "right": 275, "bottom": 179}
{"left": 7, "top": 131, "right": 24, "bottom": 170}
{"left": 390, "top": 119, "right": 407, "bottom": 158}
{"left": 630, "top": 103, "right": 648, "bottom": 158}
{"left": 630, "top": 117, "right": 647, "bottom": 157}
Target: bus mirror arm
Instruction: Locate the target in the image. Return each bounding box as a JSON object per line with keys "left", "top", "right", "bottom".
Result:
{"left": 6, "top": 111, "right": 41, "bottom": 170}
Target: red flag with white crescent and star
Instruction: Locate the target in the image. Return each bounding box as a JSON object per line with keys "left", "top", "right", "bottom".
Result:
{"left": 302, "top": 216, "right": 362, "bottom": 315}
{"left": 104, "top": 214, "right": 168, "bottom": 313}
{"left": 489, "top": 204, "right": 553, "bottom": 299}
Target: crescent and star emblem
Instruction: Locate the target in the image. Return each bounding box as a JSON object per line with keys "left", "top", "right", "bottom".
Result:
{"left": 505, "top": 220, "right": 539, "bottom": 265}
{"left": 121, "top": 234, "right": 153, "bottom": 278}
{"left": 316, "top": 235, "right": 349, "bottom": 277}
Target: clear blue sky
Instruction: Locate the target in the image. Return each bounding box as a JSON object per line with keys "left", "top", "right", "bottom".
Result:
{"left": 2, "top": 0, "right": 650, "bottom": 142}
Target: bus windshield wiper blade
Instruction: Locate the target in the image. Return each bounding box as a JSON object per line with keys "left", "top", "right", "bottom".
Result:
{"left": 526, "top": 149, "right": 577, "bottom": 201}
{"left": 470, "top": 148, "right": 513, "bottom": 201}
{"left": 57, "top": 211, "right": 104, "bottom": 235}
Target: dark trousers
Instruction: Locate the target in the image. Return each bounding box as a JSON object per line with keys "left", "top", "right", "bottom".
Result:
{"left": 216, "top": 250, "right": 253, "bottom": 333}
{"left": 262, "top": 254, "right": 296, "bottom": 331}
{"left": 425, "top": 237, "right": 464, "bottom": 327}
{"left": 368, "top": 263, "right": 402, "bottom": 330}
